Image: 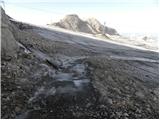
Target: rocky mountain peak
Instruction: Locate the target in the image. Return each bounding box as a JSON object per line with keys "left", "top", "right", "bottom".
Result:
{"left": 87, "top": 17, "right": 101, "bottom": 25}
{"left": 48, "top": 14, "right": 119, "bottom": 35}
{"left": 64, "top": 14, "right": 79, "bottom": 19}
{"left": 61, "top": 14, "right": 83, "bottom": 25}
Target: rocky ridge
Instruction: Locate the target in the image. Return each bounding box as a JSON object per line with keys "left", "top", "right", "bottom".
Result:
{"left": 49, "top": 14, "right": 119, "bottom": 35}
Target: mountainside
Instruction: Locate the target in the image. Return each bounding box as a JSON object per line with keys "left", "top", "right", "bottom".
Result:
{"left": 49, "top": 14, "right": 119, "bottom": 35}
{"left": 1, "top": 7, "right": 159, "bottom": 119}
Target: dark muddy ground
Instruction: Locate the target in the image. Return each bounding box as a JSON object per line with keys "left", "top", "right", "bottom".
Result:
{"left": 1, "top": 19, "right": 159, "bottom": 119}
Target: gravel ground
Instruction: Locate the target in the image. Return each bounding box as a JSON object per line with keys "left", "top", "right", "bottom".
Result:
{"left": 1, "top": 14, "right": 159, "bottom": 118}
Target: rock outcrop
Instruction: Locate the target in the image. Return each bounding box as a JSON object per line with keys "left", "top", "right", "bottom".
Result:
{"left": 49, "top": 14, "right": 119, "bottom": 35}
{"left": 1, "top": 7, "right": 19, "bottom": 59}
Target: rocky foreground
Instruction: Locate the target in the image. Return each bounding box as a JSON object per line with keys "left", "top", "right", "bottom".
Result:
{"left": 1, "top": 8, "right": 159, "bottom": 119}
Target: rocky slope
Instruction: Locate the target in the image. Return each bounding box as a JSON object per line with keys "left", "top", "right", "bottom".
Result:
{"left": 1, "top": 7, "right": 19, "bottom": 59}
{"left": 48, "top": 14, "right": 119, "bottom": 35}
{"left": 1, "top": 8, "right": 159, "bottom": 119}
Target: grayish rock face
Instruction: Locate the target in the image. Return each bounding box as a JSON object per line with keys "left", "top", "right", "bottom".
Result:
{"left": 1, "top": 7, "right": 19, "bottom": 58}
{"left": 49, "top": 14, "right": 119, "bottom": 35}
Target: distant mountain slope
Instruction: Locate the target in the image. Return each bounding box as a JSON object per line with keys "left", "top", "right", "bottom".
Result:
{"left": 48, "top": 14, "right": 119, "bottom": 35}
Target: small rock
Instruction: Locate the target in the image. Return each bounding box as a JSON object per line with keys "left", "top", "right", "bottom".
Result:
{"left": 107, "top": 98, "right": 113, "bottom": 104}
{"left": 135, "top": 91, "right": 144, "bottom": 99}
{"left": 3, "top": 105, "right": 7, "bottom": 109}
{"left": 99, "top": 104, "right": 106, "bottom": 109}
{"left": 6, "top": 75, "right": 12, "bottom": 79}
{"left": 114, "top": 88, "right": 121, "bottom": 94}
{"left": 110, "top": 112, "right": 115, "bottom": 118}
{"left": 15, "top": 106, "right": 21, "bottom": 113}
{"left": 17, "top": 86, "right": 21, "bottom": 89}
{"left": 86, "top": 103, "right": 92, "bottom": 108}
{"left": 124, "top": 117, "right": 128, "bottom": 119}
{"left": 125, "top": 86, "right": 129, "bottom": 90}
{"left": 136, "top": 109, "right": 141, "bottom": 113}
{"left": 116, "top": 111, "right": 122, "bottom": 117}
{"left": 11, "top": 91, "right": 16, "bottom": 95}
{"left": 153, "top": 89, "right": 158, "bottom": 95}
{"left": 153, "top": 97, "right": 157, "bottom": 101}
{"left": 124, "top": 113, "right": 129, "bottom": 117}
{"left": 146, "top": 107, "right": 151, "bottom": 112}
{"left": 107, "top": 75, "right": 113, "bottom": 81}
{"left": 50, "top": 110, "right": 53, "bottom": 113}
{"left": 6, "top": 96, "right": 10, "bottom": 101}
{"left": 33, "top": 106, "right": 41, "bottom": 110}
{"left": 11, "top": 113, "right": 15, "bottom": 118}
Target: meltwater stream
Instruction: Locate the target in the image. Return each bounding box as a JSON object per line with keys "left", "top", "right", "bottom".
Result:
{"left": 17, "top": 52, "right": 96, "bottom": 118}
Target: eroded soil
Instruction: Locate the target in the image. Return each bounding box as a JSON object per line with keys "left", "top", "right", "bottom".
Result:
{"left": 1, "top": 20, "right": 159, "bottom": 119}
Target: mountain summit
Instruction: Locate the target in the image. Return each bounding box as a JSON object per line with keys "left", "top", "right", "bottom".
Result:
{"left": 48, "top": 14, "right": 119, "bottom": 35}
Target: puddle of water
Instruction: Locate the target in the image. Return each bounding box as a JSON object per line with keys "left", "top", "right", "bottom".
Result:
{"left": 73, "top": 79, "right": 90, "bottom": 87}
{"left": 26, "top": 53, "right": 93, "bottom": 117}
{"left": 31, "top": 64, "right": 56, "bottom": 81}
{"left": 72, "top": 64, "right": 86, "bottom": 75}
{"left": 56, "top": 86, "right": 77, "bottom": 94}
{"left": 54, "top": 73, "right": 73, "bottom": 81}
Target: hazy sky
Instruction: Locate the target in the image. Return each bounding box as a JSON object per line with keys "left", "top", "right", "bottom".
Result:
{"left": 2, "top": 0, "right": 159, "bottom": 34}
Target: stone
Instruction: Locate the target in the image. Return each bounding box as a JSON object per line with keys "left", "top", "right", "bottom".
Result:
{"left": 86, "top": 103, "right": 92, "bottom": 108}
{"left": 153, "top": 97, "right": 157, "bottom": 101}
{"left": 153, "top": 89, "right": 158, "bottom": 96}
{"left": 116, "top": 111, "right": 122, "bottom": 117}
{"left": 124, "top": 113, "right": 129, "bottom": 117}
{"left": 15, "top": 106, "right": 21, "bottom": 113}
{"left": 107, "top": 75, "right": 113, "bottom": 81}
{"left": 6, "top": 96, "right": 10, "bottom": 101}
{"left": 107, "top": 98, "right": 113, "bottom": 104}
{"left": 17, "top": 86, "right": 21, "bottom": 89}
{"left": 146, "top": 107, "right": 151, "bottom": 112}
{"left": 99, "top": 104, "right": 106, "bottom": 109}
{"left": 135, "top": 91, "right": 144, "bottom": 99}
